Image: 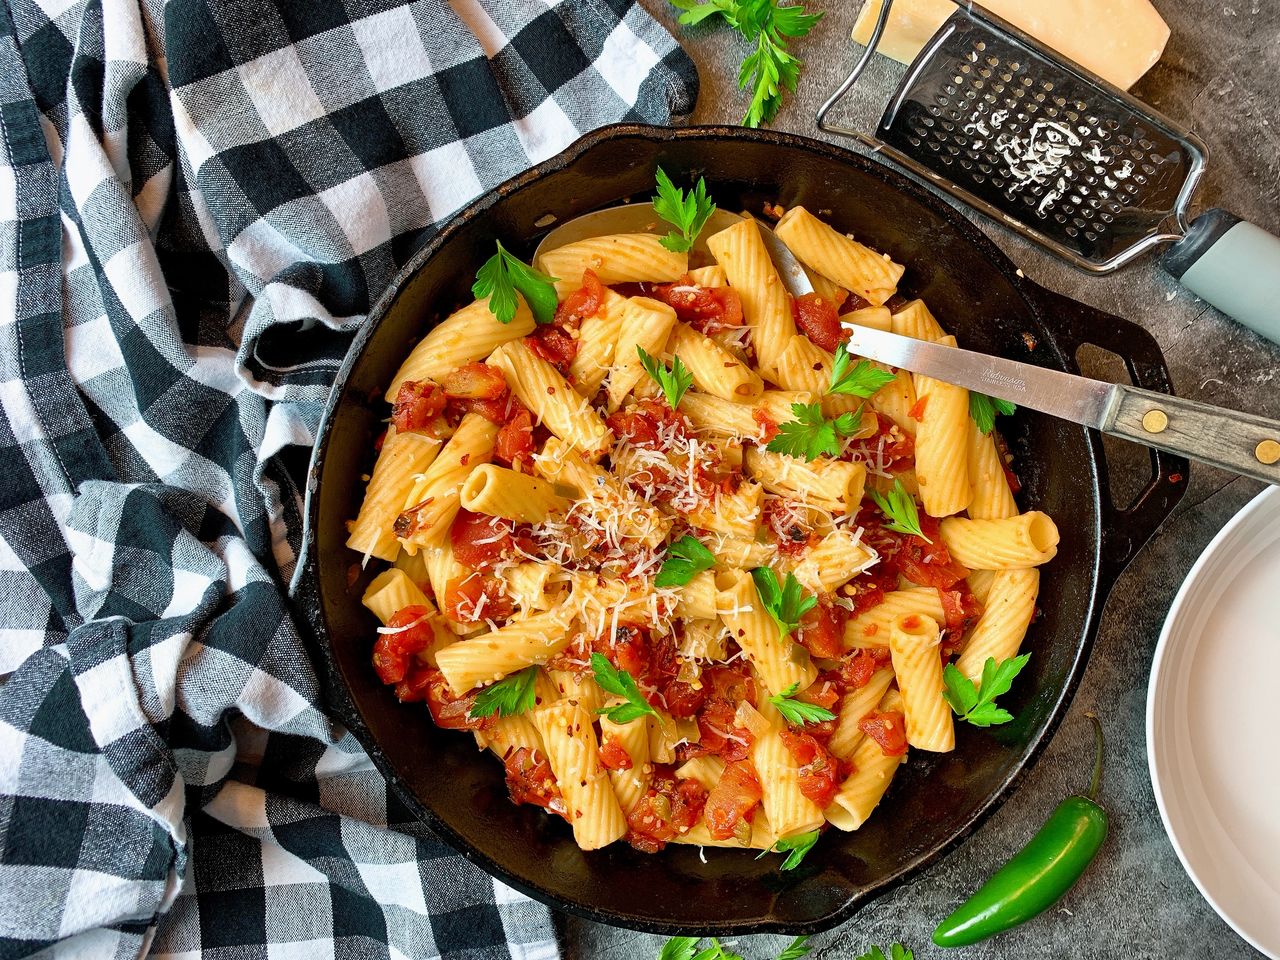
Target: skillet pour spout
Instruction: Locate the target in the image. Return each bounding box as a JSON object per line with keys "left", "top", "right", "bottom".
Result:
{"left": 294, "top": 124, "right": 1187, "bottom": 935}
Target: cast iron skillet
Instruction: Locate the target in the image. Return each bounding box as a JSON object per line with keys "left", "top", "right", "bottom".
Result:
{"left": 294, "top": 125, "right": 1187, "bottom": 935}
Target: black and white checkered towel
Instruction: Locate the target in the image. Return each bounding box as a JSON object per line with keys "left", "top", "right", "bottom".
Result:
{"left": 0, "top": 1, "right": 695, "bottom": 956}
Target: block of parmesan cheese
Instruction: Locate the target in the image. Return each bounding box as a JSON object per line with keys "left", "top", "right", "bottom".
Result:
{"left": 852, "top": 0, "right": 1170, "bottom": 91}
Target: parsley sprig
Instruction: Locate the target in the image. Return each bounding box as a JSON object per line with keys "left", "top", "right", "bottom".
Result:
{"left": 750, "top": 568, "right": 815, "bottom": 639}
{"left": 659, "top": 933, "right": 810, "bottom": 960}
{"left": 766, "top": 401, "right": 861, "bottom": 462}
{"left": 830, "top": 343, "right": 896, "bottom": 398}
{"left": 591, "top": 653, "right": 658, "bottom": 724}
{"left": 472, "top": 240, "right": 559, "bottom": 326}
{"left": 638, "top": 346, "right": 694, "bottom": 410}
{"left": 671, "top": 1, "right": 823, "bottom": 128}
{"left": 653, "top": 167, "right": 717, "bottom": 253}
{"left": 655, "top": 535, "right": 716, "bottom": 588}
{"left": 761, "top": 828, "right": 820, "bottom": 870}
{"left": 856, "top": 945, "right": 914, "bottom": 960}
{"left": 769, "top": 681, "right": 836, "bottom": 726}
{"left": 774, "top": 938, "right": 812, "bottom": 960}
{"left": 469, "top": 667, "right": 538, "bottom": 720}
{"left": 869, "top": 478, "right": 930, "bottom": 542}
{"left": 970, "top": 391, "right": 1018, "bottom": 434}
{"left": 942, "top": 654, "right": 1031, "bottom": 727}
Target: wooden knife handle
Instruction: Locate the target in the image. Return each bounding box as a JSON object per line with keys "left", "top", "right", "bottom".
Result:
{"left": 1109, "top": 386, "right": 1280, "bottom": 485}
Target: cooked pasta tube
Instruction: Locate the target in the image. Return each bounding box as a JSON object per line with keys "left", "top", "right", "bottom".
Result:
{"left": 715, "top": 569, "right": 816, "bottom": 697}
{"left": 362, "top": 568, "right": 432, "bottom": 623}
{"left": 844, "top": 305, "right": 893, "bottom": 331}
{"left": 680, "top": 391, "right": 759, "bottom": 438}
{"left": 422, "top": 541, "right": 463, "bottom": 621}
{"left": 674, "top": 755, "right": 726, "bottom": 792}
{"left": 647, "top": 710, "right": 699, "bottom": 764}
{"left": 678, "top": 617, "right": 728, "bottom": 664}
{"left": 567, "top": 288, "right": 628, "bottom": 395}
{"left": 393, "top": 548, "right": 431, "bottom": 593}
{"left": 688, "top": 480, "right": 763, "bottom": 539}
{"left": 549, "top": 669, "right": 605, "bottom": 714}
{"left": 756, "top": 390, "right": 817, "bottom": 425}
{"left": 484, "top": 712, "right": 543, "bottom": 760}
{"left": 913, "top": 337, "right": 973, "bottom": 518}
{"left": 532, "top": 701, "right": 627, "bottom": 849}
{"left": 967, "top": 421, "right": 1019, "bottom": 520}
{"left": 384, "top": 295, "right": 535, "bottom": 401}
{"left": 675, "top": 813, "right": 776, "bottom": 850}
{"left": 536, "top": 234, "right": 687, "bottom": 297}
{"left": 954, "top": 569, "right": 1039, "bottom": 681}
{"left": 804, "top": 268, "right": 846, "bottom": 306}
{"left": 773, "top": 334, "right": 830, "bottom": 396}
{"left": 752, "top": 698, "right": 825, "bottom": 838}
{"left": 745, "top": 448, "right": 866, "bottom": 514}
{"left": 706, "top": 218, "right": 796, "bottom": 377}
{"left": 459, "top": 463, "right": 575, "bottom": 524}
{"left": 605, "top": 296, "right": 679, "bottom": 411}
{"left": 790, "top": 528, "right": 877, "bottom": 595}
{"left": 844, "top": 587, "right": 945, "bottom": 648}
{"left": 939, "top": 512, "right": 1060, "bottom": 569}
{"left": 599, "top": 706, "right": 652, "bottom": 814}
{"left": 688, "top": 264, "right": 727, "bottom": 287}
{"left": 825, "top": 688, "right": 907, "bottom": 830}
{"left": 888, "top": 614, "right": 954, "bottom": 752}
{"left": 668, "top": 322, "right": 764, "bottom": 402}
{"left": 501, "top": 561, "right": 562, "bottom": 615}
{"left": 347, "top": 429, "right": 442, "bottom": 562}
{"left": 870, "top": 369, "right": 919, "bottom": 436}
{"left": 965, "top": 568, "right": 998, "bottom": 605}
{"left": 706, "top": 533, "right": 774, "bottom": 570}
{"left": 773, "top": 206, "right": 905, "bottom": 305}
{"left": 435, "top": 608, "right": 573, "bottom": 694}
{"left": 676, "top": 570, "right": 718, "bottom": 620}
{"left": 488, "top": 340, "right": 612, "bottom": 459}
{"left": 890, "top": 299, "right": 946, "bottom": 342}
{"left": 397, "top": 414, "right": 498, "bottom": 551}
{"left": 826, "top": 667, "right": 896, "bottom": 760}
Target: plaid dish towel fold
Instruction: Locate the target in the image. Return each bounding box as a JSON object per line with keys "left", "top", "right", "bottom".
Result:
{"left": 0, "top": 1, "right": 695, "bottom": 957}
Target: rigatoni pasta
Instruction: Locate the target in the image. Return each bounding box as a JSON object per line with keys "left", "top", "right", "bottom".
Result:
{"left": 346, "top": 188, "right": 1055, "bottom": 860}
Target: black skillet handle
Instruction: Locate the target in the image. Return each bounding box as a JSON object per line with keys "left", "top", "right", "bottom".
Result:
{"left": 1030, "top": 285, "right": 1190, "bottom": 582}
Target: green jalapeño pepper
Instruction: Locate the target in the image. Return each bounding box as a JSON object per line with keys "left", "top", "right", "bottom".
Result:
{"left": 933, "top": 714, "right": 1108, "bottom": 948}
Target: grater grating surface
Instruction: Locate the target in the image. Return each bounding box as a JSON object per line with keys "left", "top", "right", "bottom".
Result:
{"left": 874, "top": 8, "right": 1205, "bottom": 268}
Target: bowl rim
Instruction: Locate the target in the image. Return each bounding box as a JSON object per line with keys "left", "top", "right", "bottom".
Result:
{"left": 298, "top": 122, "right": 1112, "bottom": 935}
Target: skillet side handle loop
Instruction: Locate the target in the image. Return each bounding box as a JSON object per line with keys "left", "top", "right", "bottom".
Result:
{"left": 1033, "top": 286, "right": 1190, "bottom": 580}
{"left": 1161, "top": 209, "right": 1280, "bottom": 347}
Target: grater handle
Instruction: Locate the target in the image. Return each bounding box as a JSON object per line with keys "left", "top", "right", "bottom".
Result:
{"left": 1161, "top": 209, "right": 1280, "bottom": 347}
{"left": 1105, "top": 387, "right": 1280, "bottom": 486}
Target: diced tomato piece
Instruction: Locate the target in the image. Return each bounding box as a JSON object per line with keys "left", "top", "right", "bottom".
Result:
{"left": 626, "top": 771, "right": 708, "bottom": 852}
{"left": 419, "top": 667, "right": 483, "bottom": 728}
{"left": 662, "top": 678, "right": 707, "bottom": 719}
{"left": 606, "top": 398, "right": 689, "bottom": 449}
{"left": 554, "top": 269, "right": 605, "bottom": 326}
{"left": 859, "top": 710, "right": 908, "bottom": 756}
{"left": 840, "top": 412, "right": 915, "bottom": 473}
{"left": 762, "top": 499, "right": 814, "bottom": 558}
{"left": 940, "top": 585, "right": 983, "bottom": 636}
{"left": 798, "top": 672, "right": 843, "bottom": 711}
{"left": 797, "top": 595, "right": 848, "bottom": 660}
{"left": 495, "top": 405, "right": 536, "bottom": 473}
{"left": 525, "top": 324, "right": 578, "bottom": 373}
{"left": 442, "top": 362, "right": 507, "bottom": 400}
{"left": 650, "top": 280, "right": 745, "bottom": 334}
{"left": 442, "top": 572, "right": 515, "bottom": 623}
{"left": 841, "top": 647, "right": 891, "bottom": 689}
{"left": 791, "top": 292, "right": 847, "bottom": 353}
{"left": 692, "top": 666, "right": 757, "bottom": 761}
{"left": 606, "top": 408, "right": 659, "bottom": 446}
{"left": 371, "top": 605, "right": 435, "bottom": 685}
{"left": 391, "top": 380, "right": 446, "bottom": 433}
{"left": 703, "top": 760, "right": 763, "bottom": 840}
{"left": 451, "top": 508, "right": 516, "bottom": 569}
{"left": 504, "top": 747, "right": 568, "bottom": 819}
{"left": 593, "top": 623, "right": 651, "bottom": 680}
{"left": 894, "top": 515, "right": 970, "bottom": 590}
{"left": 393, "top": 662, "right": 434, "bottom": 702}
{"left": 599, "top": 736, "right": 633, "bottom": 771}
{"left": 780, "top": 730, "right": 843, "bottom": 808}
{"left": 753, "top": 407, "right": 779, "bottom": 442}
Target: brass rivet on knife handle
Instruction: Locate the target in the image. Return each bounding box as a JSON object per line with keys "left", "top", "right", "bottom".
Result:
{"left": 1257, "top": 440, "right": 1280, "bottom": 465}
{"left": 1141, "top": 409, "right": 1169, "bottom": 434}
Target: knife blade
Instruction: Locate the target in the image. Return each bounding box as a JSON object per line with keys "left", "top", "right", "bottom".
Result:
{"left": 843, "top": 323, "right": 1121, "bottom": 430}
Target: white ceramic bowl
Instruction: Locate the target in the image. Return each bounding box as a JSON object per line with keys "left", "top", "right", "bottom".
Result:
{"left": 1147, "top": 485, "right": 1280, "bottom": 958}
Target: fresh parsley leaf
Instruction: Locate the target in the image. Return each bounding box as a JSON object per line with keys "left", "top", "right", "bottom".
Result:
{"left": 653, "top": 167, "right": 717, "bottom": 253}
{"left": 969, "top": 391, "right": 1017, "bottom": 434}
{"left": 769, "top": 681, "right": 836, "bottom": 726}
{"left": 829, "top": 345, "right": 896, "bottom": 398}
{"left": 942, "top": 654, "right": 1031, "bottom": 727}
{"left": 469, "top": 667, "right": 538, "bottom": 720}
{"left": 765, "top": 401, "right": 861, "bottom": 461}
{"left": 670, "top": 0, "right": 822, "bottom": 128}
{"left": 774, "top": 937, "right": 812, "bottom": 960}
{"left": 869, "top": 478, "right": 930, "bottom": 542}
{"left": 692, "top": 940, "right": 743, "bottom": 960}
{"left": 855, "top": 945, "right": 913, "bottom": 960}
{"left": 771, "top": 829, "right": 820, "bottom": 870}
{"left": 471, "top": 240, "right": 559, "bottom": 325}
{"left": 637, "top": 346, "right": 694, "bottom": 409}
{"left": 750, "top": 568, "right": 816, "bottom": 640}
{"left": 655, "top": 535, "right": 716, "bottom": 588}
{"left": 658, "top": 936, "right": 701, "bottom": 960}
{"left": 592, "top": 652, "right": 658, "bottom": 724}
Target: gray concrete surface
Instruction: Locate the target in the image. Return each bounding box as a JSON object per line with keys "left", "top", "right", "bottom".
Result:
{"left": 558, "top": 1, "right": 1280, "bottom": 957}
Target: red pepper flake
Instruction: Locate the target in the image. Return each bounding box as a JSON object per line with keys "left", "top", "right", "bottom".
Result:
{"left": 909, "top": 396, "right": 929, "bottom": 421}
{"left": 460, "top": 454, "right": 471, "bottom": 466}
{"left": 1169, "top": 472, "right": 1184, "bottom": 484}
